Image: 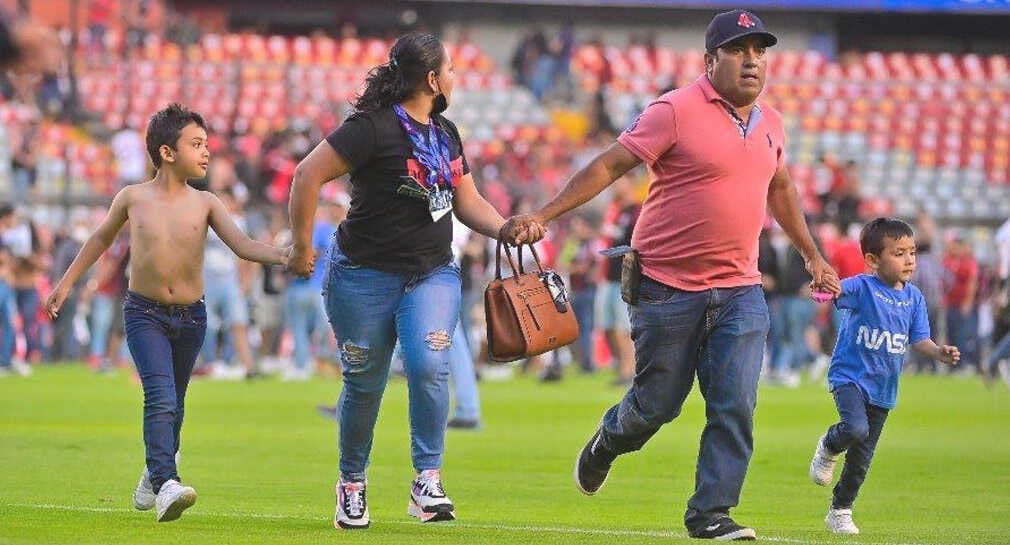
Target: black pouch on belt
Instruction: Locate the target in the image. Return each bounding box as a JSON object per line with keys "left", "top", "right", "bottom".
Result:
{"left": 599, "top": 245, "right": 641, "bottom": 305}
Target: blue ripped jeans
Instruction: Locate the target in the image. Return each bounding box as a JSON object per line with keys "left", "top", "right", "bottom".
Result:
{"left": 323, "top": 243, "right": 460, "bottom": 479}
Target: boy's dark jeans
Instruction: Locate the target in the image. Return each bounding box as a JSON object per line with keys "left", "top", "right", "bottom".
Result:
{"left": 123, "top": 291, "right": 206, "bottom": 492}
{"left": 823, "top": 382, "right": 890, "bottom": 509}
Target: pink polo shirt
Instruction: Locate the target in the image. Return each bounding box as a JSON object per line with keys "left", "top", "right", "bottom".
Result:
{"left": 618, "top": 75, "right": 786, "bottom": 291}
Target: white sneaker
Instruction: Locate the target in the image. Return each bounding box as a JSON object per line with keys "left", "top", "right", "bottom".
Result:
{"left": 134, "top": 469, "right": 156, "bottom": 510}
{"left": 407, "top": 469, "right": 455, "bottom": 522}
{"left": 825, "top": 508, "right": 860, "bottom": 534}
{"left": 154, "top": 479, "right": 197, "bottom": 522}
{"left": 809, "top": 434, "right": 840, "bottom": 486}
{"left": 11, "top": 359, "right": 32, "bottom": 377}
{"left": 334, "top": 479, "right": 369, "bottom": 529}
{"left": 134, "top": 453, "right": 181, "bottom": 510}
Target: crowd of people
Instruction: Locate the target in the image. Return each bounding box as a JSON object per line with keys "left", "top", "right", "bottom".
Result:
{"left": 0, "top": 6, "right": 1006, "bottom": 392}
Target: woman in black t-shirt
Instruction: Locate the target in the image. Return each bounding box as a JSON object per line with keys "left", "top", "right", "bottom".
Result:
{"left": 287, "top": 33, "right": 511, "bottom": 530}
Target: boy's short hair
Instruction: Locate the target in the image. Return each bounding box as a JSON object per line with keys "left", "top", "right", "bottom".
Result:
{"left": 0, "top": 203, "right": 13, "bottom": 219}
{"left": 146, "top": 103, "right": 206, "bottom": 168}
{"left": 860, "top": 217, "right": 915, "bottom": 256}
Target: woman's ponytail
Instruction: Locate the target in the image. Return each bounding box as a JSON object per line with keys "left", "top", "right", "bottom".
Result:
{"left": 352, "top": 33, "right": 444, "bottom": 113}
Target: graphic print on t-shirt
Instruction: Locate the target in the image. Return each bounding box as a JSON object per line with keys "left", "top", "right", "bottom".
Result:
{"left": 405, "top": 156, "right": 466, "bottom": 190}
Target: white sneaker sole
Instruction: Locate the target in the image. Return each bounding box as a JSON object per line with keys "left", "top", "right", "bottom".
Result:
{"left": 714, "top": 528, "right": 757, "bottom": 541}
{"left": 334, "top": 516, "right": 370, "bottom": 530}
{"left": 156, "top": 489, "right": 197, "bottom": 522}
{"left": 407, "top": 497, "right": 455, "bottom": 522}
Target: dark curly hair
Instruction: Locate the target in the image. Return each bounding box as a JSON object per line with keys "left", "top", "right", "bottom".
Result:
{"left": 353, "top": 33, "right": 445, "bottom": 113}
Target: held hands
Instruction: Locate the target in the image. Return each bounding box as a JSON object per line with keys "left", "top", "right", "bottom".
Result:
{"left": 499, "top": 214, "right": 547, "bottom": 245}
{"left": 804, "top": 254, "right": 841, "bottom": 297}
{"left": 44, "top": 285, "right": 69, "bottom": 320}
{"left": 284, "top": 244, "right": 315, "bottom": 278}
{"left": 937, "top": 345, "right": 960, "bottom": 366}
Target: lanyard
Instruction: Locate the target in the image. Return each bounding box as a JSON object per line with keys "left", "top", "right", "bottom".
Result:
{"left": 392, "top": 104, "right": 454, "bottom": 191}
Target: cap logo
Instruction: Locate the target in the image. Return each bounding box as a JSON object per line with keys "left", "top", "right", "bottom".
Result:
{"left": 737, "top": 12, "right": 756, "bottom": 28}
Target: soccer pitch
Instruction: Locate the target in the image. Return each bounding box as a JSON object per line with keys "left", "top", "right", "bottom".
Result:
{"left": 2, "top": 366, "right": 1008, "bottom": 545}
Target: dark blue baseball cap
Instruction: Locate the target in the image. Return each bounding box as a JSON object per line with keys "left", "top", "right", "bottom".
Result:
{"left": 705, "top": 9, "right": 777, "bottom": 52}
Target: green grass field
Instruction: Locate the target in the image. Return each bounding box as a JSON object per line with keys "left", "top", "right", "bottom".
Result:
{"left": 1, "top": 365, "right": 1008, "bottom": 545}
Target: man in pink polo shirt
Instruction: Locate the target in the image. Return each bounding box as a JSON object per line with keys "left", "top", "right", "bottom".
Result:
{"left": 503, "top": 9, "right": 839, "bottom": 540}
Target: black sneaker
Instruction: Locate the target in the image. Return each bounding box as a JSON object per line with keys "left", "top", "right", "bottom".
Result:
{"left": 574, "top": 425, "right": 615, "bottom": 495}
{"left": 687, "top": 515, "right": 756, "bottom": 541}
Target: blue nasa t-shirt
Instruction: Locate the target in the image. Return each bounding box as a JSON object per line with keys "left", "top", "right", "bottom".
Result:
{"left": 828, "top": 274, "right": 931, "bottom": 409}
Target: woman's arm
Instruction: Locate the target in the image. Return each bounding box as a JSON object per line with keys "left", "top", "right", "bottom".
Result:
{"left": 288, "top": 141, "right": 353, "bottom": 275}
{"left": 452, "top": 174, "right": 507, "bottom": 240}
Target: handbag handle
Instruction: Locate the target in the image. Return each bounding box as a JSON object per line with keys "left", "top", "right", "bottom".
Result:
{"left": 516, "top": 243, "right": 545, "bottom": 275}
{"left": 495, "top": 240, "right": 545, "bottom": 282}
{"left": 495, "top": 239, "right": 521, "bottom": 281}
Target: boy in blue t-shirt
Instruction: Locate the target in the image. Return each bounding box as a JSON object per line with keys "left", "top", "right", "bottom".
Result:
{"left": 809, "top": 218, "right": 959, "bottom": 535}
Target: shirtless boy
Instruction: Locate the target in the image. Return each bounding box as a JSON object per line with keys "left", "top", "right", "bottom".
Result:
{"left": 45, "top": 104, "right": 299, "bottom": 522}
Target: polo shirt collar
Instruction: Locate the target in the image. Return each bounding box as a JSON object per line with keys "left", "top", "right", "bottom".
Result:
{"left": 698, "top": 74, "right": 763, "bottom": 136}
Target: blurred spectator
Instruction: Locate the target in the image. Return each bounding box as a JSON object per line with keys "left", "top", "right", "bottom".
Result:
{"left": 596, "top": 176, "right": 638, "bottom": 386}
{"left": 760, "top": 224, "right": 825, "bottom": 387}
{"left": 829, "top": 223, "right": 865, "bottom": 281}
{"left": 988, "top": 218, "right": 1010, "bottom": 385}
{"left": 447, "top": 218, "right": 481, "bottom": 428}
{"left": 125, "top": 0, "right": 154, "bottom": 51}
{"left": 559, "top": 213, "right": 598, "bottom": 373}
{"left": 944, "top": 232, "right": 979, "bottom": 369}
{"left": 10, "top": 119, "right": 40, "bottom": 204}
{"left": 201, "top": 188, "right": 257, "bottom": 379}
{"left": 910, "top": 237, "right": 947, "bottom": 374}
{"left": 85, "top": 231, "right": 130, "bottom": 370}
{"left": 165, "top": 10, "right": 201, "bottom": 48}
{"left": 0, "top": 205, "right": 21, "bottom": 375}
{"left": 250, "top": 209, "right": 288, "bottom": 370}
{"left": 47, "top": 218, "right": 89, "bottom": 362}
{"left": 819, "top": 157, "right": 861, "bottom": 229}
{"left": 111, "top": 121, "right": 148, "bottom": 188}
{"left": 510, "top": 29, "right": 547, "bottom": 90}
{"left": 86, "top": 0, "right": 114, "bottom": 57}
{"left": 5, "top": 211, "right": 46, "bottom": 364}
{"left": 0, "top": 18, "right": 61, "bottom": 74}
{"left": 549, "top": 26, "right": 575, "bottom": 103}
{"left": 282, "top": 198, "right": 339, "bottom": 381}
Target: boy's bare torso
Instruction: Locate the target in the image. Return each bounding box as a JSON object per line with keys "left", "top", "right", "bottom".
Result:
{"left": 126, "top": 182, "right": 211, "bottom": 304}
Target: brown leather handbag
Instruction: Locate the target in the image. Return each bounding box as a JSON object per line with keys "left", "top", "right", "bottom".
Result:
{"left": 484, "top": 240, "right": 579, "bottom": 362}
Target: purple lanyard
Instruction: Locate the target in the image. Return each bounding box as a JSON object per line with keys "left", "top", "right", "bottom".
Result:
{"left": 392, "top": 104, "right": 454, "bottom": 191}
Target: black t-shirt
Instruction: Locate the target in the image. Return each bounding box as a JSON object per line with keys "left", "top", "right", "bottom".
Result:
{"left": 325, "top": 107, "right": 469, "bottom": 274}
